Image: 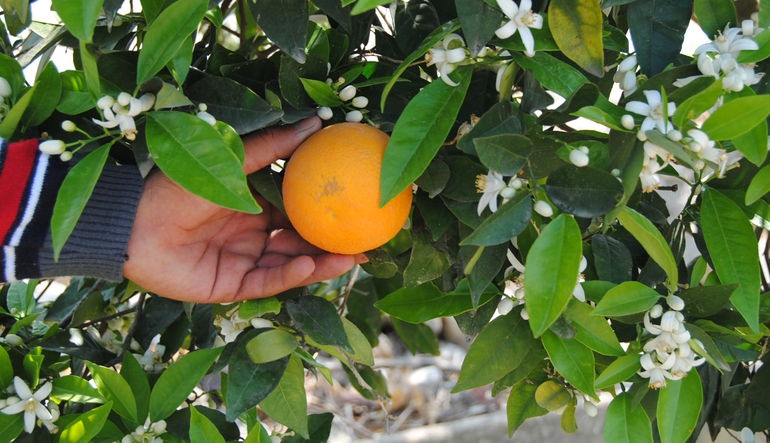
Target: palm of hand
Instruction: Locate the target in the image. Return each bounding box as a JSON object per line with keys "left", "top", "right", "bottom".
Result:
{"left": 123, "top": 119, "right": 363, "bottom": 303}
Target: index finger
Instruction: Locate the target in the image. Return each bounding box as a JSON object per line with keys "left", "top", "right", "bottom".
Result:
{"left": 241, "top": 117, "right": 322, "bottom": 174}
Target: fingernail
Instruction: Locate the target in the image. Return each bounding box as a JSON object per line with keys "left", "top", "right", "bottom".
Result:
{"left": 295, "top": 117, "right": 321, "bottom": 134}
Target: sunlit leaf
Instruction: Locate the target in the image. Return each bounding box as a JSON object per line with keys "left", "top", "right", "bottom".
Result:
{"left": 548, "top": 0, "right": 604, "bottom": 77}
{"left": 524, "top": 214, "right": 583, "bottom": 337}
{"left": 702, "top": 95, "right": 770, "bottom": 141}
{"left": 381, "top": 67, "right": 471, "bottom": 205}
{"left": 701, "top": 188, "right": 761, "bottom": 331}
{"left": 51, "top": 0, "right": 104, "bottom": 42}
{"left": 592, "top": 281, "right": 661, "bottom": 317}
{"left": 746, "top": 164, "right": 770, "bottom": 205}
{"left": 595, "top": 354, "right": 642, "bottom": 389}
{"left": 617, "top": 207, "right": 678, "bottom": 288}
{"left": 189, "top": 406, "right": 226, "bottom": 443}
{"left": 541, "top": 331, "right": 596, "bottom": 397}
{"left": 657, "top": 372, "right": 703, "bottom": 443}
{"left": 693, "top": 0, "right": 737, "bottom": 37}
{"left": 604, "top": 393, "right": 653, "bottom": 443}
{"left": 564, "top": 300, "right": 624, "bottom": 356}
{"left": 259, "top": 355, "right": 309, "bottom": 438}
{"left": 59, "top": 402, "right": 112, "bottom": 443}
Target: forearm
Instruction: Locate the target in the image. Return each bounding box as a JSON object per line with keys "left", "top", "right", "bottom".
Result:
{"left": 1, "top": 139, "right": 144, "bottom": 282}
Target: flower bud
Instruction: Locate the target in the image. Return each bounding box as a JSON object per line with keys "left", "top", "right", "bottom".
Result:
{"left": 569, "top": 149, "right": 590, "bottom": 167}
{"left": 741, "top": 427, "right": 755, "bottom": 443}
{"left": 584, "top": 401, "right": 599, "bottom": 417}
{"left": 61, "top": 120, "right": 77, "bottom": 132}
{"left": 39, "top": 139, "right": 66, "bottom": 155}
{"left": 497, "top": 297, "right": 515, "bottom": 316}
{"left": 197, "top": 111, "right": 216, "bottom": 126}
{"left": 351, "top": 96, "right": 369, "bottom": 108}
{"left": 649, "top": 304, "right": 663, "bottom": 318}
{"left": 250, "top": 318, "right": 272, "bottom": 329}
{"left": 666, "top": 294, "right": 685, "bottom": 311}
{"left": 339, "top": 85, "right": 357, "bottom": 102}
{"left": 0, "top": 77, "right": 11, "bottom": 98}
{"left": 667, "top": 129, "right": 682, "bottom": 142}
{"left": 117, "top": 92, "right": 132, "bottom": 107}
{"left": 345, "top": 110, "right": 363, "bottom": 122}
{"left": 621, "top": 114, "right": 635, "bottom": 130}
{"left": 3, "top": 334, "right": 22, "bottom": 346}
{"left": 317, "top": 106, "right": 333, "bottom": 120}
{"left": 500, "top": 187, "right": 516, "bottom": 199}
{"left": 97, "top": 95, "right": 115, "bottom": 110}
{"left": 534, "top": 200, "right": 553, "bottom": 217}
{"left": 60, "top": 151, "right": 73, "bottom": 162}
{"left": 618, "top": 55, "right": 637, "bottom": 72}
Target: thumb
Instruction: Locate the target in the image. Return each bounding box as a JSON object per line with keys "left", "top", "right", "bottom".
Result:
{"left": 242, "top": 117, "right": 322, "bottom": 174}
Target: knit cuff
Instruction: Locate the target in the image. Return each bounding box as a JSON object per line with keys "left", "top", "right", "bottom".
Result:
{"left": 37, "top": 163, "right": 144, "bottom": 281}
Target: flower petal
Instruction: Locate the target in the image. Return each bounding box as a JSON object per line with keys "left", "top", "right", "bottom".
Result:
{"left": 497, "top": 0, "right": 518, "bottom": 18}
{"left": 625, "top": 101, "right": 651, "bottom": 116}
{"left": 13, "top": 377, "right": 31, "bottom": 400}
{"left": 519, "top": 26, "right": 536, "bottom": 57}
{"left": 495, "top": 21, "right": 518, "bottom": 39}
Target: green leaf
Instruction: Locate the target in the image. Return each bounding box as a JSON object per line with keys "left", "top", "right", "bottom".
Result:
{"left": 79, "top": 41, "right": 101, "bottom": 98}
{"left": 146, "top": 111, "right": 261, "bottom": 213}
{"left": 460, "top": 193, "right": 533, "bottom": 246}
{"left": 51, "top": 143, "right": 110, "bottom": 261}
{"left": 51, "top": 0, "right": 104, "bottom": 42}
{"left": 604, "top": 393, "right": 653, "bottom": 443}
{"left": 121, "top": 353, "right": 151, "bottom": 423}
{"left": 0, "top": 82, "right": 34, "bottom": 139}
{"left": 548, "top": 0, "right": 604, "bottom": 77}
{"left": 693, "top": 0, "right": 737, "bottom": 37}
{"left": 186, "top": 74, "right": 283, "bottom": 134}
{"left": 87, "top": 363, "right": 138, "bottom": 424}
{"left": 591, "top": 234, "right": 633, "bottom": 284}
{"left": 592, "top": 281, "right": 661, "bottom": 317}
{"left": 244, "top": 423, "right": 272, "bottom": 443}
{"left": 149, "top": 347, "right": 223, "bottom": 422}
{"left": 541, "top": 331, "right": 596, "bottom": 397}
{"left": 455, "top": 0, "right": 501, "bottom": 56}
{"left": 746, "top": 164, "right": 770, "bottom": 205}
{"left": 457, "top": 101, "right": 522, "bottom": 154}
{"left": 524, "top": 214, "right": 583, "bottom": 337}
{"left": 702, "top": 95, "right": 770, "bottom": 141}
{"left": 467, "top": 243, "right": 509, "bottom": 307}
{"left": 453, "top": 313, "right": 537, "bottom": 392}
{"left": 59, "top": 402, "right": 112, "bottom": 443}
{"left": 136, "top": 0, "right": 208, "bottom": 85}
{"left": 733, "top": 118, "right": 768, "bottom": 166}
{"left": 507, "top": 380, "right": 548, "bottom": 435}
{"left": 617, "top": 206, "right": 679, "bottom": 288}
{"left": 679, "top": 284, "right": 737, "bottom": 318}
{"left": 403, "top": 233, "right": 451, "bottom": 286}
{"left": 57, "top": 70, "right": 94, "bottom": 115}
{"left": 249, "top": 0, "right": 308, "bottom": 63}
{"left": 189, "top": 406, "right": 226, "bottom": 443}
{"left": 510, "top": 52, "right": 589, "bottom": 98}
{"left": 239, "top": 298, "right": 282, "bottom": 319}
{"left": 545, "top": 165, "right": 623, "bottom": 218}
{"left": 381, "top": 67, "right": 471, "bottom": 205}
{"left": 51, "top": 375, "right": 105, "bottom": 403}
{"left": 286, "top": 297, "right": 351, "bottom": 352}
{"left": 351, "top": 0, "right": 392, "bottom": 14}
{"left": 0, "top": 413, "right": 23, "bottom": 443}
{"left": 473, "top": 134, "right": 530, "bottom": 176}
{"left": 391, "top": 318, "right": 440, "bottom": 355}
{"left": 375, "top": 282, "right": 495, "bottom": 323}
{"left": 657, "top": 371, "right": 703, "bottom": 443}
{"left": 564, "top": 300, "right": 624, "bottom": 356}
{"left": 595, "top": 354, "right": 642, "bottom": 389}
{"left": 672, "top": 78, "right": 722, "bottom": 129}
{"left": 701, "top": 188, "right": 761, "bottom": 331}
{"left": 21, "top": 62, "right": 61, "bottom": 128}
{"left": 627, "top": 0, "right": 692, "bottom": 76}
{"left": 299, "top": 78, "right": 343, "bottom": 107}
{"left": 259, "top": 355, "right": 309, "bottom": 438}
{"left": 246, "top": 329, "right": 298, "bottom": 364}
{"left": 0, "top": 347, "right": 12, "bottom": 389}
{"left": 225, "top": 331, "right": 289, "bottom": 421}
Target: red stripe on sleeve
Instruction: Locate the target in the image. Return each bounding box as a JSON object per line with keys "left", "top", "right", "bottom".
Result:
{"left": 0, "top": 139, "right": 41, "bottom": 243}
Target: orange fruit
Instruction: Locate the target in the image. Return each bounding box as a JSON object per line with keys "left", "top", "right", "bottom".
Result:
{"left": 282, "top": 122, "right": 412, "bottom": 254}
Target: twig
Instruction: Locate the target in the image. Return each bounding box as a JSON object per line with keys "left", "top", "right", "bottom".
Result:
{"left": 117, "top": 292, "right": 147, "bottom": 360}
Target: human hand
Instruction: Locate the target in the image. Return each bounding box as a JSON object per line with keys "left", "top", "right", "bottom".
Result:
{"left": 123, "top": 117, "right": 366, "bottom": 303}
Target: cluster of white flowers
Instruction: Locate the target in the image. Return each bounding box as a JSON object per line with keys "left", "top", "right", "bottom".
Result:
{"left": 133, "top": 334, "right": 167, "bottom": 372}
{"left": 474, "top": 169, "right": 557, "bottom": 218}
{"left": 317, "top": 83, "right": 368, "bottom": 122}
{"left": 426, "top": 33, "right": 468, "bottom": 86}
{"left": 214, "top": 308, "right": 273, "bottom": 345}
{"left": 496, "top": 249, "right": 587, "bottom": 319}
{"left": 0, "top": 377, "right": 58, "bottom": 434}
{"left": 613, "top": 55, "right": 638, "bottom": 94}
{"left": 675, "top": 19, "right": 763, "bottom": 92}
{"left": 120, "top": 418, "right": 167, "bottom": 443}
{"left": 92, "top": 92, "right": 155, "bottom": 141}
{"left": 622, "top": 88, "right": 744, "bottom": 191}
{"left": 495, "top": 0, "right": 543, "bottom": 58}
{"left": 638, "top": 295, "right": 705, "bottom": 389}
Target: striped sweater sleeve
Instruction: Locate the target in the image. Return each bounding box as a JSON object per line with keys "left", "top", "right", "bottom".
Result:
{"left": 0, "top": 138, "right": 144, "bottom": 282}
